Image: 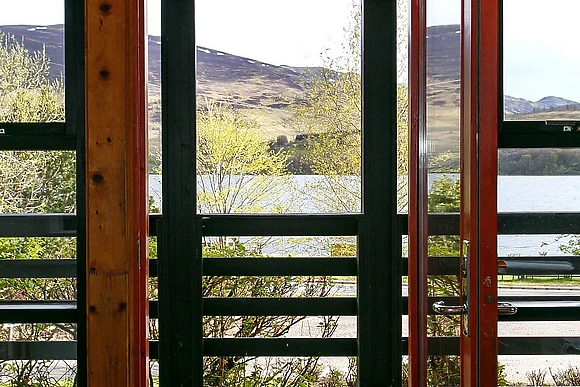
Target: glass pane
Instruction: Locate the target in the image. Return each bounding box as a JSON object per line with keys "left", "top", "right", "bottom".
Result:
{"left": 498, "top": 157, "right": 580, "bottom": 379}
{"left": 500, "top": 148, "right": 580, "bottom": 176}
{"left": 424, "top": 3, "right": 463, "bottom": 385}
{"left": 503, "top": 0, "right": 580, "bottom": 120}
{"left": 499, "top": 66, "right": 580, "bottom": 387}
{"left": 498, "top": 171, "right": 580, "bottom": 213}
{"left": 427, "top": 0, "right": 461, "bottom": 170}
{"left": 195, "top": 0, "right": 362, "bottom": 214}
{"left": 498, "top": 164, "right": 580, "bottom": 382}
{"left": 397, "top": 0, "right": 409, "bottom": 213}
{"left": 0, "top": 151, "right": 75, "bottom": 213}
{"left": 0, "top": 0, "right": 65, "bottom": 122}
{"left": 148, "top": 0, "right": 162, "bottom": 213}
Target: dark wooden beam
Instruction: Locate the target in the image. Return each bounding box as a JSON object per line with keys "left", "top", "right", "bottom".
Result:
{"left": 85, "top": 0, "right": 148, "bottom": 385}
{"left": 359, "top": 0, "right": 401, "bottom": 385}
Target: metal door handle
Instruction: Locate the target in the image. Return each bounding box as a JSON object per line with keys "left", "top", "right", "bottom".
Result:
{"left": 498, "top": 302, "right": 517, "bottom": 315}
{"left": 433, "top": 301, "right": 517, "bottom": 316}
{"left": 433, "top": 301, "right": 467, "bottom": 315}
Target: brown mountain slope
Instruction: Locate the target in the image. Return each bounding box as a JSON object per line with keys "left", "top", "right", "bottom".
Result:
{"left": 1, "top": 23, "right": 577, "bottom": 145}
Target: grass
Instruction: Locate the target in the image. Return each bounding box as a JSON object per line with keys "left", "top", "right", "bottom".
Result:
{"left": 498, "top": 275, "right": 580, "bottom": 287}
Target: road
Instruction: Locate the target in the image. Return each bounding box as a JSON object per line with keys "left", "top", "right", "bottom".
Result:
{"left": 333, "top": 282, "right": 580, "bottom": 297}
{"left": 289, "top": 283, "right": 580, "bottom": 384}
{"left": 26, "top": 283, "right": 580, "bottom": 384}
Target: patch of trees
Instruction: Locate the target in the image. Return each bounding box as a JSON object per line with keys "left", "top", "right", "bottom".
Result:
{"left": 422, "top": 148, "right": 580, "bottom": 175}
{"left": 269, "top": 134, "right": 313, "bottom": 175}
{"left": 499, "top": 148, "right": 580, "bottom": 175}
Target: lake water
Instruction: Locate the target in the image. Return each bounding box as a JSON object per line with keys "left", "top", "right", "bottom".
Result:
{"left": 149, "top": 174, "right": 580, "bottom": 257}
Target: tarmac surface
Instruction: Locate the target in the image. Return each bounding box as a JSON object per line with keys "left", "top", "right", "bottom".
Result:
{"left": 286, "top": 283, "right": 580, "bottom": 385}
{"left": 4, "top": 283, "right": 577, "bottom": 385}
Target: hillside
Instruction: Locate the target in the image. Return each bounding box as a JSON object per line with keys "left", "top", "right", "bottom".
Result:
{"left": 1, "top": 23, "right": 578, "bottom": 149}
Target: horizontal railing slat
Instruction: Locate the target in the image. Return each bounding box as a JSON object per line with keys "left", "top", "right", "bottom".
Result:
{"left": 398, "top": 213, "right": 580, "bottom": 235}
{"left": 401, "top": 296, "right": 580, "bottom": 320}
{"left": 0, "top": 302, "right": 76, "bottom": 323}
{"left": 499, "top": 212, "right": 580, "bottom": 234}
{"left": 499, "top": 305, "right": 580, "bottom": 321}
{"left": 203, "top": 338, "right": 357, "bottom": 357}
{"left": 0, "top": 341, "right": 76, "bottom": 360}
{"left": 1, "top": 212, "right": 579, "bottom": 237}
{"left": 1, "top": 336, "right": 577, "bottom": 360}
{"left": 0, "top": 259, "right": 76, "bottom": 278}
{"left": 203, "top": 298, "right": 357, "bottom": 316}
{"left": 7, "top": 256, "right": 580, "bottom": 278}
{"left": 9, "top": 297, "right": 580, "bottom": 323}
{"left": 403, "top": 336, "right": 580, "bottom": 356}
{"left": 203, "top": 258, "right": 357, "bottom": 276}
{"left": 0, "top": 214, "right": 76, "bottom": 237}
{"left": 401, "top": 257, "right": 459, "bottom": 276}
{"left": 200, "top": 214, "right": 361, "bottom": 236}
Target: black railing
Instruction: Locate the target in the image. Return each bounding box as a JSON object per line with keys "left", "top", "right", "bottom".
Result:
{"left": 1, "top": 211, "right": 580, "bottom": 361}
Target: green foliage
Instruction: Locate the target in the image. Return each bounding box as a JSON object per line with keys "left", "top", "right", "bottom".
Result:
{"left": 428, "top": 176, "right": 461, "bottom": 268}
{"left": 426, "top": 176, "right": 461, "bottom": 386}
{"left": 427, "top": 357, "right": 460, "bottom": 386}
{"left": 0, "top": 151, "right": 75, "bottom": 214}
{"left": 0, "top": 360, "right": 76, "bottom": 387}
{"left": 497, "top": 363, "right": 508, "bottom": 386}
{"left": 197, "top": 101, "right": 292, "bottom": 213}
{"left": 288, "top": 5, "right": 409, "bottom": 213}
{"left": 201, "top": 240, "right": 337, "bottom": 386}
{"left": 428, "top": 176, "right": 461, "bottom": 298}
{"left": 0, "top": 33, "right": 64, "bottom": 122}
{"left": 560, "top": 235, "right": 580, "bottom": 256}
{"left": 499, "top": 148, "right": 580, "bottom": 175}
{"left": 426, "top": 177, "right": 511, "bottom": 386}
{"left": 0, "top": 32, "right": 73, "bottom": 215}
{"left": 0, "top": 32, "right": 76, "bottom": 386}
{"left": 428, "top": 175, "right": 460, "bottom": 213}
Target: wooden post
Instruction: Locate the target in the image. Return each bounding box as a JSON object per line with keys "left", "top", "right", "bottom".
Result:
{"left": 85, "top": 0, "right": 148, "bottom": 385}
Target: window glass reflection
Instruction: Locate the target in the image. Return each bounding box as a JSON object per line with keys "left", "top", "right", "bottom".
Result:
{"left": 504, "top": 0, "right": 580, "bottom": 120}
{"left": 427, "top": 0, "right": 461, "bottom": 171}
{"left": 195, "top": 0, "right": 362, "bottom": 214}
{"left": 0, "top": 1, "right": 64, "bottom": 122}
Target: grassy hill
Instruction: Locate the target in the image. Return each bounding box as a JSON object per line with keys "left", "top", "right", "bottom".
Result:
{"left": 1, "top": 23, "right": 578, "bottom": 161}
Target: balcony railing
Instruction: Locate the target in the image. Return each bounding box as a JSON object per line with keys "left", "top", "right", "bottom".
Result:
{"left": 1, "top": 211, "right": 580, "bottom": 361}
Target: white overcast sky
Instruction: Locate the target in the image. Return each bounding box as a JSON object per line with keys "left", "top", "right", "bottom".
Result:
{"left": 0, "top": 0, "right": 579, "bottom": 102}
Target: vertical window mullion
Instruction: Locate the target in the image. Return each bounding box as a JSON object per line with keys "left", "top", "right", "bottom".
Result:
{"left": 358, "top": 0, "right": 402, "bottom": 385}
{"left": 159, "top": 0, "right": 203, "bottom": 385}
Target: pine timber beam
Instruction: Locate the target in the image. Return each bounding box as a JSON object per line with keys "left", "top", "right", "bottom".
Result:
{"left": 85, "top": 0, "right": 148, "bottom": 385}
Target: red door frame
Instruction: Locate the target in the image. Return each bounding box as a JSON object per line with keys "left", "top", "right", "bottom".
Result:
{"left": 409, "top": 1, "right": 500, "bottom": 385}
{"left": 460, "top": 0, "right": 500, "bottom": 386}
{"left": 408, "top": 0, "right": 429, "bottom": 385}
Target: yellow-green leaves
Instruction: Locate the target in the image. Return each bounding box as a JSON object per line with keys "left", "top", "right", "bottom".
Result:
{"left": 197, "top": 101, "right": 292, "bottom": 213}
